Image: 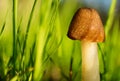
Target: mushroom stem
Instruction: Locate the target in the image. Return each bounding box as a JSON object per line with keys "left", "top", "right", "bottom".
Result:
{"left": 81, "top": 41, "right": 100, "bottom": 81}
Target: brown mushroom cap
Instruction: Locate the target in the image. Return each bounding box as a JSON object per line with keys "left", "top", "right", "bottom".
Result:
{"left": 67, "top": 8, "right": 105, "bottom": 42}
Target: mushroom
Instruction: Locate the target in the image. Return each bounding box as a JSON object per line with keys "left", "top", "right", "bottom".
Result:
{"left": 67, "top": 8, "right": 105, "bottom": 81}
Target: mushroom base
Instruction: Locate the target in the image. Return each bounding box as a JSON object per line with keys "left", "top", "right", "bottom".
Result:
{"left": 81, "top": 41, "right": 100, "bottom": 81}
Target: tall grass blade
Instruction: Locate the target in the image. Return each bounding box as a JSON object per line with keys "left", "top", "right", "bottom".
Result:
{"left": 22, "top": 0, "right": 37, "bottom": 56}
{"left": 21, "top": 0, "right": 37, "bottom": 72}
{"left": 105, "top": 0, "right": 117, "bottom": 36}
{"left": 12, "top": 0, "right": 17, "bottom": 73}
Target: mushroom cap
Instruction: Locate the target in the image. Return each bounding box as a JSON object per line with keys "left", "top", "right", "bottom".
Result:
{"left": 67, "top": 8, "right": 105, "bottom": 42}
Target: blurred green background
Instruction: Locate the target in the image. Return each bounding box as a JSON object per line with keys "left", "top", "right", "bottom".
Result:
{"left": 0, "top": 0, "right": 120, "bottom": 81}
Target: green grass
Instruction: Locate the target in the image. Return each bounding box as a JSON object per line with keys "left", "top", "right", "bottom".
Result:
{"left": 0, "top": 0, "right": 120, "bottom": 81}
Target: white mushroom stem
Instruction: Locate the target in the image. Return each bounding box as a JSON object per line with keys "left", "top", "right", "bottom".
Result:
{"left": 81, "top": 41, "right": 100, "bottom": 81}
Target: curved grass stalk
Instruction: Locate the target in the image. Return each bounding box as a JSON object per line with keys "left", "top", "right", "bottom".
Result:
{"left": 105, "top": 0, "right": 117, "bottom": 36}
{"left": 20, "top": 0, "right": 37, "bottom": 71}
{"left": 34, "top": 26, "right": 49, "bottom": 81}
{"left": 0, "top": 22, "right": 5, "bottom": 36}
{"left": 0, "top": 10, "right": 8, "bottom": 37}
{"left": 22, "top": 0, "right": 37, "bottom": 57}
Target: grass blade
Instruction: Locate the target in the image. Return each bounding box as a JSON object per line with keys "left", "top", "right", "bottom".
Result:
{"left": 0, "top": 22, "right": 5, "bottom": 36}
{"left": 22, "top": 0, "right": 37, "bottom": 56}
{"left": 12, "top": 0, "right": 17, "bottom": 73}
{"left": 105, "top": 0, "right": 117, "bottom": 36}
